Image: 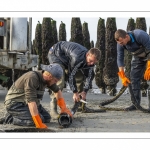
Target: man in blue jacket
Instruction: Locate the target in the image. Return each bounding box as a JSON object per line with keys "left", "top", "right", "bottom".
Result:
{"left": 115, "top": 29, "right": 150, "bottom": 111}
{"left": 48, "top": 41, "right": 101, "bottom": 118}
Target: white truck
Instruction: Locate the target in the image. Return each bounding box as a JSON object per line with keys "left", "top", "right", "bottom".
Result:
{"left": 0, "top": 17, "right": 38, "bottom": 89}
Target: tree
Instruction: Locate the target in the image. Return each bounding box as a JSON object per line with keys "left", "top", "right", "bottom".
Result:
{"left": 136, "top": 18, "right": 147, "bottom": 31}
{"left": 51, "top": 19, "right": 58, "bottom": 44}
{"left": 82, "top": 21, "right": 91, "bottom": 50}
{"left": 70, "top": 17, "right": 84, "bottom": 45}
{"left": 95, "top": 18, "right": 106, "bottom": 93}
{"left": 59, "top": 21, "right": 66, "bottom": 41}
{"left": 42, "top": 18, "right": 53, "bottom": 65}
{"left": 32, "top": 39, "right": 37, "bottom": 55}
{"left": 34, "top": 21, "right": 42, "bottom": 69}
{"left": 103, "top": 17, "right": 119, "bottom": 96}
{"left": 90, "top": 40, "right": 94, "bottom": 48}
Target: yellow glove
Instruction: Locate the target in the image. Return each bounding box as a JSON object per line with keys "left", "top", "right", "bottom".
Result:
{"left": 118, "top": 70, "right": 130, "bottom": 86}
{"left": 144, "top": 61, "right": 150, "bottom": 80}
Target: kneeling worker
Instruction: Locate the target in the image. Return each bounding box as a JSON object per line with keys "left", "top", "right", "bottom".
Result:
{"left": 0, "top": 63, "right": 72, "bottom": 128}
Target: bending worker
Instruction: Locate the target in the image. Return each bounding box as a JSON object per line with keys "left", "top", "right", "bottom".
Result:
{"left": 115, "top": 29, "right": 150, "bottom": 111}
{"left": 48, "top": 41, "right": 101, "bottom": 119}
{"left": 0, "top": 64, "right": 72, "bottom": 128}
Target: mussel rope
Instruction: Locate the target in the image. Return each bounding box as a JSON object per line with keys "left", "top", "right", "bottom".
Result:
{"left": 81, "top": 102, "right": 106, "bottom": 113}
{"left": 99, "top": 66, "right": 132, "bottom": 111}
{"left": 99, "top": 83, "right": 150, "bottom": 113}
{"left": 128, "top": 83, "right": 150, "bottom": 113}
{"left": 99, "top": 85, "right": 128, "bottom": 111}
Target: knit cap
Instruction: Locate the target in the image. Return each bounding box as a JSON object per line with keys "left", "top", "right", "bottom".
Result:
{"left": 41, "top": 63, "right": 63, "bottom": 80}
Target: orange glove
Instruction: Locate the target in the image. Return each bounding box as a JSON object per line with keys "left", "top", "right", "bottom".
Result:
{"left": 144, "top": 61, "right": 150, "bottom": 80}
{"left": 118, "top": 70, "right": 130, "bottom": 86}
{"left": 32, "top": 114, "right": 48, "bottom": 129}
{"left": 57, "top": 98, "right": 73, "bottom": 118}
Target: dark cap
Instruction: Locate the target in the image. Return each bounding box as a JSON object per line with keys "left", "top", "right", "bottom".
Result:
{"left": 41, "top": 63, "right": 63, "bottom": 80}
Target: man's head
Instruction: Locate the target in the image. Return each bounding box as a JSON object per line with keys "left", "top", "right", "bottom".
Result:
{"left": 86, "top": 48, "right": 101, "bottom": 66}
{"left": 41, "top": 63, "right": 63, "bottom": 86}
{"left": 114, "top": 29, "right": 130, "bottom": 46}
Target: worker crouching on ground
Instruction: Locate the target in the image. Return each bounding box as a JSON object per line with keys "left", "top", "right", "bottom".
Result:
{"left": 0, "top": 63, "right": 72, "bottom": 128}
{"left": 48, "top": 41, "right": 104, "bottom": 119}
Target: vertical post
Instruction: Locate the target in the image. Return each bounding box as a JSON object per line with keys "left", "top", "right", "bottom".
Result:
{"left": 28, "top": 18, "right": 32, "bottom": 53}
{"left": 3, "top": 18, "right": 10, "bottom": 50}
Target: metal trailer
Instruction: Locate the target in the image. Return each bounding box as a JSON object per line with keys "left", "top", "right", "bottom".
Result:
{"left": 0, "top": 17, "right": 38, "bottom": 89}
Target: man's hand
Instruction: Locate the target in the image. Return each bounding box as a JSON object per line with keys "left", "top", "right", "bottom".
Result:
{"left": 144, "top": 61, "right": 150, "bottom": 80}
{"left": 32, "top": 115, "right": 48, "bottom": 129}
{"left": 73, "top": 93, "right": 80, "bottom": 102}
{"left": 57, "top": 98, "right": 73, "bottom": 118}
{"left": 28, "top": 102, "right": 48, "bottom": 129}
{"left": 79, "top": 91, "right": 87, "bottom": 100}
{"left": 118, "top": 70, "right": 130, "bottom": 86}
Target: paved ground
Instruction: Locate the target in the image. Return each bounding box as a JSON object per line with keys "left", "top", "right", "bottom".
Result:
{"left": 0, "top": 85, "right": 150, "bottom": 133}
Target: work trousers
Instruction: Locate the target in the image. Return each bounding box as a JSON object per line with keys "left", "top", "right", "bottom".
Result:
{"left": 130, "top": 56, "right": 147, "bottom": 104}
{"left": 4, "top": 102, "right": 51, "bottom": 126}
{"left": 51, "top": 67, "right": 85, "bottom": 100}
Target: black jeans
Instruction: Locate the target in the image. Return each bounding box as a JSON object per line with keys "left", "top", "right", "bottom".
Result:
{"left": 130, "top": 56, "right": 147, "bottom": 104}
{"left": 4, "top": 102, "right": 51, "bottom": 126}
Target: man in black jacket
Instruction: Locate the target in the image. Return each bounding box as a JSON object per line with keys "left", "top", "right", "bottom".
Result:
{"left": 48, "top": 41, "right": 101, "bottom": 119}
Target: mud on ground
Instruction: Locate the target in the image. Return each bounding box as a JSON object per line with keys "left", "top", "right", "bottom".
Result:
{"left": 0, "top": 87, "right": 150, "bottom": 133}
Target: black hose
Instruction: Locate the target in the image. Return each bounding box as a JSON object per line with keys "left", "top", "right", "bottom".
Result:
{"left": 58, "top": 102, "right": 80, "bottom": 128}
